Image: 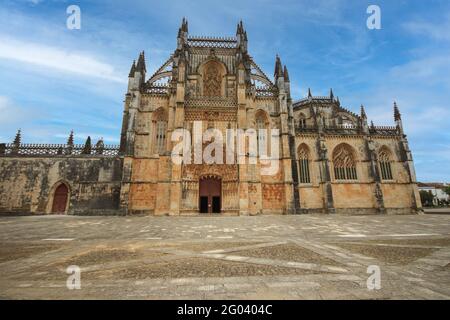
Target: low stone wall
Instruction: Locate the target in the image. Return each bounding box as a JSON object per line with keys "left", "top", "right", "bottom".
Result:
{"left": 0, "top": 156, "right": 123, "bottom": 215}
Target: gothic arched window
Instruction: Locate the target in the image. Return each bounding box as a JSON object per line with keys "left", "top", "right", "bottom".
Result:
{"left": 153, "top": 109, "right": 167, "bottom": 155}
{"left": 298, "top": 144, "right": 311, "bottom": 184}
{"left": 333, "top": 144, "right": 357, "bottom": 180}
{"left": 379, "top": 148, "right": 393, "bottom": 180}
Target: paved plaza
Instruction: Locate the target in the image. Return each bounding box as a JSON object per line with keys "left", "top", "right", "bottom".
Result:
{"left": 0, "top": 213, "right": 449, "bottom": 299}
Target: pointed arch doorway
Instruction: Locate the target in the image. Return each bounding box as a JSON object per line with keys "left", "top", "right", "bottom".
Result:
{"left": 51, "top": 183, "right": 69, "bottom": 214}
{"left": 199, "top": 176, "right": 222, "bottom": 214}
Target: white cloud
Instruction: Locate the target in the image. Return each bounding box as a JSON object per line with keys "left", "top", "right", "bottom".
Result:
{"left": 0, "top": 96, "right": 33, "bottom": 126}
{"left": 0, "top": 36, "right": 126, "bottom": 83}
{"left": 403, "top": 15, "right": 450, "bottom": 42}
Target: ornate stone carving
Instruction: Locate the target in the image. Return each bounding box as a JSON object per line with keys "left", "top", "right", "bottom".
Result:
{"left": 204, "top": 63, "right": 221, "bottom": 97}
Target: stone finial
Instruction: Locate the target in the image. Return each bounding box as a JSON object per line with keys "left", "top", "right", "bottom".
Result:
{"left": 65, "top": 130, "right": 74, "bottom": 155}
{"left": 360, "top": 105, "right": 367, "bottom": 119}
{"left": 308, "top": 88, "right": 312, "bottom": 99}
{"left": 67, "top": 130, "right": 74, "bottom": 146}
{"left": 136, "top": 51, "right": 146, "bottom": 73}
{"left": 336, "top": 96, "right": 340, "bottom": 105}
{"left": 182, "top": 17, "right": 188, "bottom": 32}
{"left": 236, "top": 20, "right": 245, "bottom": 35}
{"left": 394, "top": 101, "right": 401, "bottom": 121}
{"left": 371, "top": 120, "right": 375, "bottom": 129}
{"left": 95, "top": 137, "right": 105, "bottom": 155}
{"left": 330, "top": 88, "right": 334, "bottom": 101}
{"left": 82, "top": 136, "right": 92, "bottom": 155}
{"left": 11, "top": 129, "right": 21, "bottom": 155}
{"left": 13, "top": 129, "right": 21, "bottom": 146}
{"left": 128, "top": 60, "right": 136, "bottom": 78}
{"left": 283, "top": 65, "right": 290, "bottom": 82}
{"left": 274, "top": 55, "right": 283, "bottom": 78}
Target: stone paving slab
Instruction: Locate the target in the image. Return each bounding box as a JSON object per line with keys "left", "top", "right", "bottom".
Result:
{"left": 0, "top": 214, "right": 449, "bottom": 299}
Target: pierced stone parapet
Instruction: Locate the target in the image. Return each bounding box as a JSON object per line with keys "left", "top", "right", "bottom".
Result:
{"left": 185, "top": 96, "right": 237, "bottom": 108}
{"left": 0, "top": 143, "right": 120, "bottom": 157}
{"left": 188, "top": 36, "right": 237, "bottom": 49}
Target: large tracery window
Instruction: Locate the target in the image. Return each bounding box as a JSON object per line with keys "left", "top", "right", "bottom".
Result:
{"left": 298, "top": 145, "right": 311, "bottom": 184}
{"left": 333, "top": 144, "right": 358, "bottom": 180}
{"left": 379, "top": 148, "right": 393, "bottom": 180}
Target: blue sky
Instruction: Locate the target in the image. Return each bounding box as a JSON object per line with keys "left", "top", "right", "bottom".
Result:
{"left": 0, "top": 0, "right": 449, "bottom": 181}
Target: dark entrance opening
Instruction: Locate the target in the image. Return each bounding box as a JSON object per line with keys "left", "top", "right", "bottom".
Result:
{"left": 212, "top": 196, "right": 221, "bottom": 214}
{"left": 200, "top": 196, "right": 209, "bottom": 214}
{"left": 199, "top": 176, "right": 222, "bottom": 214}
{"left": 51, "top": 183, "right": 68, "bottom": 214}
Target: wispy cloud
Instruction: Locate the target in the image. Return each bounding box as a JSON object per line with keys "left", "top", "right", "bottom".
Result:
{"left": 0, "top": 36, "right": 126, "bottom": 83}
{"left": 403, "top": 13, "right": 450, "bottom": 42}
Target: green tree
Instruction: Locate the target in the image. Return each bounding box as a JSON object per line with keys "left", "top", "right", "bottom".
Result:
{"left": 443, "top": 186, "right": 450, "bottom": 197}
{"left": 419, "top": 190, "right": 434, "bottom": 207}
{"left": 81, "top": 136, "right": 92, "bottom": 155}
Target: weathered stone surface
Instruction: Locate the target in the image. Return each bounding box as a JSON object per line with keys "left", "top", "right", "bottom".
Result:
{"left": 0, "top": 157, "right": 123, "bottom": 215}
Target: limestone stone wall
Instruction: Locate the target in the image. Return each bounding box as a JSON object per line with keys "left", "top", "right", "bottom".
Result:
{"left": 292, "top": 134, "right": 420, "bottom": 214}
{"left": 0, "top": 157, "right": 123, "bottom": 215}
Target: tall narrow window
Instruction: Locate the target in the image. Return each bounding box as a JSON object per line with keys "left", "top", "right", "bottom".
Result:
{"left": 153, "top": 108, "right": 168, "bottom": 155}
{"left": 298, "top": 114, "right": 306, "bottom": 128}
{"left": 255, "top": 111, "right": 269, "bottom": 156}
{"left": 156, "top": 120, "right": 167, "bottom": 154}
{"left": 256, "top": 116, "right": 266, "bottom": 144}
{"left": 379, "top": 149, "right": 393, "bottom": 180}
{"left": 298, "top": 145, "right": 311, "bottom": 184}
{"left": 333, "top": 144, "right": 357, "bottom": 180}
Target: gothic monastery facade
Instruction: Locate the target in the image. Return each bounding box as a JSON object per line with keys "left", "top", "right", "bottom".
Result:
{"left": 0, "top": 20, "right": 422, "bottom": 215}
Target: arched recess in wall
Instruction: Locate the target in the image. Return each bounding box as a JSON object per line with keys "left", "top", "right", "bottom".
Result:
{"left": 152, "top": 107, "right": 168, "bottom": 155}
{"left": 47, "top": 181, "right": 71, "bottom": 214}
{"left": 198, "top": 59, "right": 227, "bottom": 97}
{"left": 297, "top": 143, "right": 311, "bottom": 184}
{"left": 378, "top": 146, "right": 394, "bottom": 181}
{"left": 332, "top": 143, "right": 358, "bottom": 181}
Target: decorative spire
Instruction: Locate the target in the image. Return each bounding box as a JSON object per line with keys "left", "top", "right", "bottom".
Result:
{"left": 179, "top": 17, "right": 188, "bottom": 33}
{"left": 308, "top": 88, "right": 312, "bottom": 98}
{"left": 274, "top": 55, "right": 283, "bottom": 78}
{"left": 330, "top": 88, "right": 334, "bottom": 101}
{"left": 394, "top": 101, "right": 401, "bottom": 121}
{"left": 236, "top": 20, "right": 244, "bottom": 35}
{"left": 128, "top": 60, "right": 136, "bottom": 78}
{"left": 13, "top": 129, "right": 21, "bottom": 146}
{"left": 370, "top": 120, "right": 375, "bottom": 129}
{"left": 183, "top": 17, "right": 188, "bottom": 32}
{"left": 67, "top": 130, "right": 74, "bottom": 146}
{"left": 283, "top": 65, "right": 290, "bottom": 82}
{"left": 136, "top": 51, "right": 146, "bottom": 73}
{"left": 360, "top": 104, "right": 367, "bottom": 119}
{"left": 336, "top": 96, "right": 340, "bottom": 105}
{"left": 81, "top": 136, "right": 92, "bottom": 155}
{"left": 11, "top": 129, "right": 21, "bottom": 155}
